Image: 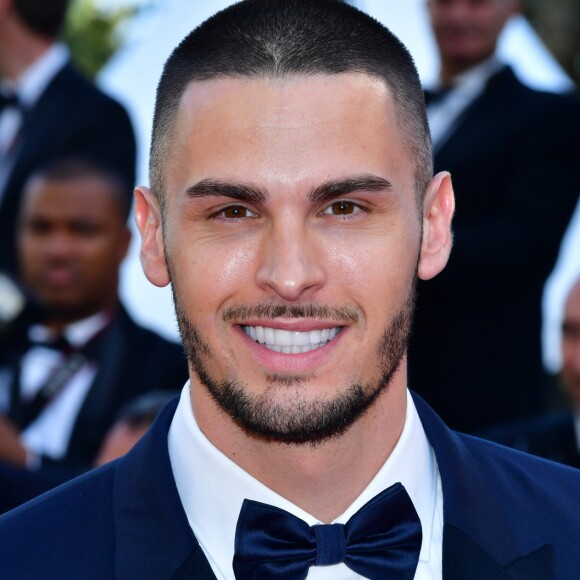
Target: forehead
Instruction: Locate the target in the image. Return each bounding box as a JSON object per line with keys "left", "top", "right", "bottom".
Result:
{"left": 166, "top": 73, "right": 414, "bottom": 199}
{"left": 22, "top": 176, "right": 120, "bottom": 221}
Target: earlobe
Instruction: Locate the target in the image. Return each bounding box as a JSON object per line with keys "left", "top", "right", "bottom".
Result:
{"left": 418, "top": 171, "right": 455, "bottom": 281}
{"left": 134, "top": 186, "right": 171, "bottom": 287}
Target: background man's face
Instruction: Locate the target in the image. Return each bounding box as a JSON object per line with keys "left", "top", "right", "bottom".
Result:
{"left": 157, "top": 73, "right": 424, "bottom": 442}
{"left": 18, "top": 175, "right": 130, "bottom": 321}
{"left": 562, "top": 281, "right": 580, "bottom": 407}
{"left": 428, "top": 0, "right": 517, "bottom": 71}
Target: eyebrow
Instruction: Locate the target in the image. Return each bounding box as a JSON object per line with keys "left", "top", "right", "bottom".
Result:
{"left": 307, "top": 174, "right": 393, "bottom": 203}
{"left": 183, "top": 174, "right": 392, "bottom": 205}
{"left": 184, "top": 180, "right": 268, "bottom": 204}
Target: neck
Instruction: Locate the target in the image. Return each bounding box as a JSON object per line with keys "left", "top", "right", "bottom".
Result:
{"left": 192, "top": 371, "right": 408, "bottom": 523}
{"left": 0, "top": 20, "right": 53, "bottom": 81}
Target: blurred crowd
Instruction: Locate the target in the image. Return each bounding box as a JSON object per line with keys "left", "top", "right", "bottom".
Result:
{"left": 0, "top": 0, "right": 579, "bottom": 514}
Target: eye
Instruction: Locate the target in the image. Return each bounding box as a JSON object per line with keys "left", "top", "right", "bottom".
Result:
{"left": 322, "top": 200, "right": 361, "bottom": 216}
{"left": 220, "top": 205, "right": 257, "bottom": 219}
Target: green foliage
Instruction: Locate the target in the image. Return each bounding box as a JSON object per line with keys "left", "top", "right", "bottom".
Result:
{"left": 64, "top": 0, "right": 139, "bottom": 80}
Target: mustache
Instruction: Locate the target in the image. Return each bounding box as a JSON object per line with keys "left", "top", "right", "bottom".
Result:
{"left": 222, "top": 303, "right": 360, "bottom": 324}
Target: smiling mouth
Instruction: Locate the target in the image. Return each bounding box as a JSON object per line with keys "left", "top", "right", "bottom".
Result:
{"left": 242, "top": 325, "right": 342, "bottom": 353}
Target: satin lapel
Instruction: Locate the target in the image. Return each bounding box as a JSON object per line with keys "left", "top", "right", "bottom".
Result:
{"left": 67, "top": 315, "right": 125, "bottom": 455}
{"left": 113, "top": 398, "right": 217, "bottom": 579}
{"left": 443, "top": 524, "right": 554, "bottom": 580}
{"left": 434, "top": 66, "right": 518, "bottom": 159}
{"left": 411, "top": 393, "right": 555, "bottom": 580}
{"left": 8, "top": 65, "right": 74, "bottom": 184}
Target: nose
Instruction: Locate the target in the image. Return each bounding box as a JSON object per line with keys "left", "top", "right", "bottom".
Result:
{"left": 255, "top": 216, "right": 327, "bottom": 301}
{"left": 44, "top": 231, "right": 75, "bottom": 259}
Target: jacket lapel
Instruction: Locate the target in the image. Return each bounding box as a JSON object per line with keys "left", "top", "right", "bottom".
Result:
{"left": 412, "top": 393, "right": 554, "bottom": 580}
{"left": 113, "top": 399, "right": 217, "bottom": 579}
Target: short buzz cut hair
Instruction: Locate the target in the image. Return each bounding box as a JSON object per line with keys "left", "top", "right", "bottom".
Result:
{"left": 150, "top": 0, "right": 432, "bottom": 209}
{"left": 24, "top": 157, "right": 133, "bottom": 222}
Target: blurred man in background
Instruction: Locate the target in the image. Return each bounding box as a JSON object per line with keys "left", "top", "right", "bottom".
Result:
{"left": 484, "top": 276, "right": 580, "bottom": 468}
{"left": 0, "top": 0, "right": 136, "bottom": 277}
{"left": 409, "top": 0, "right": 580, "bottom": 432}
{"left": 0, "top": 158, "right": 187, "bottom": 477}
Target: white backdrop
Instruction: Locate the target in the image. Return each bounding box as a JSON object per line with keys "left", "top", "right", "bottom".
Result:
{"left": 99, "top": 0, "right": 579, "bottom": 372}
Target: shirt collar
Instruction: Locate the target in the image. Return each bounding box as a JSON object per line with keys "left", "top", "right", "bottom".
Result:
{"left": 169, "top": 385, "right": 438, "bottom": 579}
{"left": 1, "top": 43, "right": 68, "bottom": 108}
{"left": 28, "top": 310, "right": 110, "bottom": 349}
{"left": 426, "top": 55, "right": 503, "bottom": 95}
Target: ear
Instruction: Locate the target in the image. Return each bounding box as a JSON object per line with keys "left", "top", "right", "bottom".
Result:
{"left": 134, "top": 186, "right": 170, "bottom": 287}
{"left": 418, "top": 171, "right": 455, "bottom": 281}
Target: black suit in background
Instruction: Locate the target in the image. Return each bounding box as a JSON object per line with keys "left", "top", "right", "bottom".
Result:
{"left": 409, "top": 66, "right": 580, "bottom": 433}
{"left": 0, "top": 304, "right": 187, "bottom": 487}
{"left": 0, "top": 61, "right": 136, "bottom": 276}
{"left": 481, "top": 409, "right": 580, "bottom": 469}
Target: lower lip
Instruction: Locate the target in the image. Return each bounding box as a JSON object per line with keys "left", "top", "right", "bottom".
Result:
{"left": 43, "top": 269, "right": 75, "bottom": 287}
{"left": 235, "top": 325, "right": 345, "bottom": 373}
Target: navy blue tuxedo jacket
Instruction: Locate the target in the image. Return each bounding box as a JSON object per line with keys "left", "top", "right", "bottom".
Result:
{"left": 0, "top": 61, "right": 136, "bottom": 275}
{"left": 409, "top": 66, "right": 580, "bottom": 433}
{"left": 1, "top": 392, "right": 579, "bottom": 579}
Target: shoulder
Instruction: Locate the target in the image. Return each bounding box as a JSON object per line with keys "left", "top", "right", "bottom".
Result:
{"left": 42, "top": 62, "right": 133, "bottom": 128}
{"left": 0, "top": 462, "right": 118, "bottom": 578}
{"left": 415, "top": 392, "right": 580, "bottom": 533}
{"left": 493, "top": 66, "right": 580, "bottom": 117}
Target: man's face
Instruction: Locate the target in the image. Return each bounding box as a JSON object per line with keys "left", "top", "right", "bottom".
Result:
{"left": 562, "top": 282, "right": 580, "bottom": 407}
{"left": 18, "top": 175, "right": 130, "bottom": 321}
{"left": 428, "top": 0, "right": 517, "bottom": 72}
{"left": 138, "top": 73, "right": 453, "bottom": 444}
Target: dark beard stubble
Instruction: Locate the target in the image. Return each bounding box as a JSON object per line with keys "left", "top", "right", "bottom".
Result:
{"left": 172, "top": 285, "right": 415, "bottom": 446}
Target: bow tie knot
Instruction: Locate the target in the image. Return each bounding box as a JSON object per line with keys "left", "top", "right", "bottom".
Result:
{"left": 234, "top": 482, "right": 422, "bottom": 579}
{"left": 314, "top": 524, "right": 346, "bottom": 565}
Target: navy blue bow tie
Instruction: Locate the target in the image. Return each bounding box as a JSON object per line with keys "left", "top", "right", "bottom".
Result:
{"left": 0, "top": 91, "right": 20, "bottom": 112}
{"left": 233, "top": 482, "right": 422, "bottom": 579}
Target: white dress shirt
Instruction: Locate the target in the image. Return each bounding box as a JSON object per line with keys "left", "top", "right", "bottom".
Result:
{"left": 0, "top": 43, "right": 69, "bottom": 202}
{"left": 425, "top": 56, "right": 503, "bottom": 152}
{"left": 169, "top": 385, "right": 444, "bottom": 579}
{"left": 0, "top": 311, "right": 109, "bottom": 462}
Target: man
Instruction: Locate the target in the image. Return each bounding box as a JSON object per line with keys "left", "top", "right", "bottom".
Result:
{"left": 0, "top": 158, "right": 187, "bottom": 477}
{"left": 1, "top": 2, "right": 579, "bottom": 578}
{"left": 483, "top": 276, "right": 580, "bottom": 468}
{"left": 409, "top": 0, "right": 580, "bottom": 432}
{"left": 0, "top": 0, "right": 136, "bottom": 276}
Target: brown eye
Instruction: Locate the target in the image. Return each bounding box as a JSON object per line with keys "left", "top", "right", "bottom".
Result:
{"left": 324, "top": 201, "right": 357, "bottom": 215}
{"left": 222, "top": 206, "right": 255, "bottom": 219}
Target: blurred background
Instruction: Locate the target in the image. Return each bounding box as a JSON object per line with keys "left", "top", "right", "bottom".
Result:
{"left": 65, "top": 0, "right": 580, "bottom": 372}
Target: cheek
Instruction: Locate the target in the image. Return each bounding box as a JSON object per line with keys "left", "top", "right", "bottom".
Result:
{"left": 218, "top": 242, "right": 260, "bottom": 289}
{"left": 170, "top": 232, "right": 260, "bottom": 313}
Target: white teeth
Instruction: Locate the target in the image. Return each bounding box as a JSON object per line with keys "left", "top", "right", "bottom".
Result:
{"left": 243, "top": 325, "right": 341, "bottom": 353}
{"left": 264, "top": 327, "right": 275, "bottom": 345}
